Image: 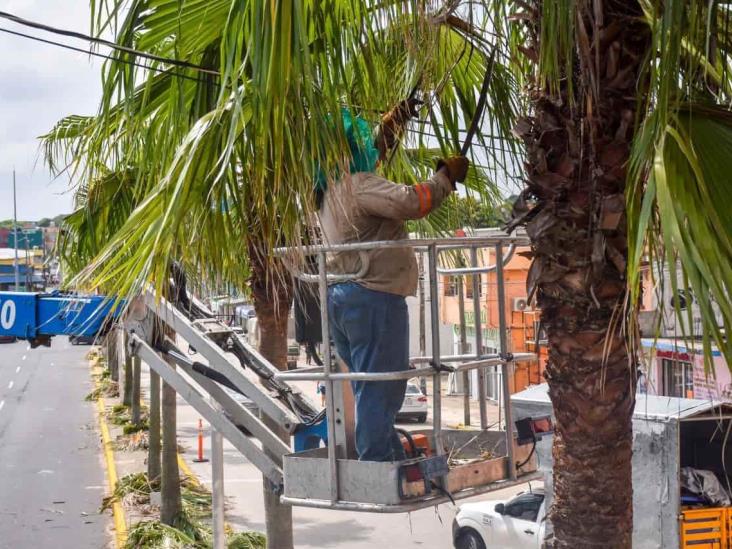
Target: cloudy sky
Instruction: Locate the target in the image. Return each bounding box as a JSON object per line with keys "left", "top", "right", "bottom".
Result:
{"left": 0, "top": 0, "right": 105, "bottom": 221}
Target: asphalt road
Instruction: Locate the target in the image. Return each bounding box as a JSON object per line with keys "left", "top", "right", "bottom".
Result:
{"left": 0, "top": 338, "right": 110, "bottom": 549}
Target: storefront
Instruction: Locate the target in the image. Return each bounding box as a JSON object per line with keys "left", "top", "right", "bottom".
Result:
{"left": 641, "top": 338, "right": 728, "bottom": 400}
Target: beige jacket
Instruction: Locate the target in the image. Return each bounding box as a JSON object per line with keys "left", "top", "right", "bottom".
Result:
{"left": 319, "top": 170, "right": 453, "bottom": 296}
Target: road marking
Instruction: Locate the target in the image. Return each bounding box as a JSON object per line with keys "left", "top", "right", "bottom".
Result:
{"left": 0, "top": 400, "right": 4, "bottom": 411}
{"left": 15, "top": 366, "right": 20, "bottom": 373}
{"left": 89, "top": 350, "right": 128, "bottom": 549}
{"left": 7, "top": 381, "right": 13, "bottom": 390}
{"left": 21, "top": 355, "right": 26, "bottom": 361}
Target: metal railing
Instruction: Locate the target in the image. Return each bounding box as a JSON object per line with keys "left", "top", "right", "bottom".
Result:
{"left": 275, "top": 232, "right": 533, "bottom": 504}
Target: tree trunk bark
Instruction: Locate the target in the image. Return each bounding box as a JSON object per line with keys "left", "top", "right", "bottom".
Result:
{"left": 512, "top": 2, "right": 649, "bottom": 547}
{"left": 122, "top": 355, "right": 133, "bottom": 407}
{"left": 249, "top": 242, "right": 294, "bottom": 549}
{"left": 148, "top": 368, "right": 162, "bottom": 483}
{"left": 160, "top": 359, "right": 181, "bottom": 525}
{"left": 106, "top": 330, "right": 119, "bottom": 382}
{"left": 131, "top": 356, "right": 142, "bottom": 425}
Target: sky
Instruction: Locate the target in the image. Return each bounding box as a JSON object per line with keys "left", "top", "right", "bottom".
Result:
{"left": 0, "top": 0, "right": 105, "bottom": 221}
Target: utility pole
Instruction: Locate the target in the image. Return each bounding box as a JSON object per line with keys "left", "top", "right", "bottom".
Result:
{"left": 12, "top": 169, "right": 20, "bottom": 291}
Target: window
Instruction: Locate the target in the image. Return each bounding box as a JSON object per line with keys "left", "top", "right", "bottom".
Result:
{"left": 465, "top": 274, "right": 482, "bottom": 299}
{"left": 444, "top": 276, "right": 458, "bottom": 297}
{"left": 662, "top": 359, "right": 694, "bottom": 398}
{"left": 504, "top": 492, "right": 544, "bottom": 522}
{"left": 405, "top": 384, "right": 423, "bottom": 395}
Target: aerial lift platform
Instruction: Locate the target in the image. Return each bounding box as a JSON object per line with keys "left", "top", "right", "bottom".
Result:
{"left": 0, "top": 234, "right": 541, "bottom": 517}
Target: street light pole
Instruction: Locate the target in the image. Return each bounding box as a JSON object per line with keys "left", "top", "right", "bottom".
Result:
{"left": 12, "top": 169, "right": 20, "bottom": 291}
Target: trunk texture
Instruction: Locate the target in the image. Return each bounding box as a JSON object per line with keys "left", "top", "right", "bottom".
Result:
{"left": 148, "top": 369, "right": 162, "bottom": 482}
{"left": 106, "top": 330, "right": 119, "bottom": 382}
{"left": 249, "top": 242, "right": 294, "bottom": 549}
{"left": 122, "top": 356, "right": 133, "bottom": 407}
{"left": 160, "top": 360, "right": 181, "bottom": 525}
{"left": 131, "top": 356, "right": 142, "bottom": 425}
{"left": 511, "top": 1, "right": 649, "bottom": 547}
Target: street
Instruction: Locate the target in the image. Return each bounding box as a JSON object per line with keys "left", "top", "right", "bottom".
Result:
{"left": 0, "top": 339, "right": 110, "bottom": 549}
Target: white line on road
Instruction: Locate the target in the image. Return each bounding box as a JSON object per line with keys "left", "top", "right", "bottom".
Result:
{"left": 21, "top": 355, "right": 26, "bottom": 361}
{"left": 15, "top": 366, "right": 20, "bottom": 373}
{"left": 0, "top": 401, "right": 4, "bottom": 411}
{"left": 7, "top": 381, "right": 13, "bottom": 390}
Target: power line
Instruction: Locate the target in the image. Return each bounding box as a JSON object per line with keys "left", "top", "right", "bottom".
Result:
{"left": 0, "top": 10, "right": 219, "bottom": 76}
{"left": 0, "top": 9, "right": 518, "bottom": 163}
{"left": 0, "top": 27, "right": 213, "bottom": 85}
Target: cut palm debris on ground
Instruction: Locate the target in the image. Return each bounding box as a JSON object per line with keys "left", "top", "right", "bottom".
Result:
{"left": 104, "top": 472, "right": 263, "bottom": 549}
{"left": 86, "top": 367, "right": 119, "bottom": 400}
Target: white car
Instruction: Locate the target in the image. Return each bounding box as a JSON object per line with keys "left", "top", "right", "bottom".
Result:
{"left": 397, "top": 379, "right": 428, "bottom": 423}
{"left": 452, "top": 488, "right": 546, "bottom": 548}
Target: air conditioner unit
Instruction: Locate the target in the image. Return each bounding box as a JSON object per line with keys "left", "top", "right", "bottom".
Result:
{"left": 513, "top": 297, "right": 532, "bottom": 312}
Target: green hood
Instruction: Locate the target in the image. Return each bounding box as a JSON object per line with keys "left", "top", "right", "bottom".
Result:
{"left": 314, "top": 109, "right": 379, "bottom": 192}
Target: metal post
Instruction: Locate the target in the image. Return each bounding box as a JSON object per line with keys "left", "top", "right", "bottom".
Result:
{"left": 211, "top": 425, "right": 225, "bottom": 549}
{"left": 12, "top": 169, "right": 19, "bottom": 291}
{"left": 495, "top": 244, "right": 516, "bottom": 480}
{"left": 471, "top": 248, "right": 487, "bottom": 430}
{"left": 457, "top": 273, "right": 470, "bottom": 426}
{"left": 418, "top": 252, "right": 427, "bottom": 395}
{"left": 427, "top": 245, "right": 443, "bottom": 455}
{"left": 319, "top": 251, "right": 340, "bottom": 501}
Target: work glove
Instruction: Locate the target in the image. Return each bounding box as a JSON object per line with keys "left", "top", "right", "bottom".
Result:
{"left": 436, "top": 156, "right": 469, "bottom": 187}
{"left": 376, "top": 97, "right": 424, "bottom": 156}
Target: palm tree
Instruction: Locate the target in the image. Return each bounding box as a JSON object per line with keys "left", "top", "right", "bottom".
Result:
{"left": 503, "top": 1, "right": 732, "bottom": 545}
{"left": 43, "top": 3, "right": 513, "bottom": 547}
{"left": 44, "top": 1, "right": 732, "bottom": 547}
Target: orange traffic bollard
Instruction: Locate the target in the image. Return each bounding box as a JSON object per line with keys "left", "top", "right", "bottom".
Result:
{"left": 193, "top": 418, "right": 209, "bottom": 463}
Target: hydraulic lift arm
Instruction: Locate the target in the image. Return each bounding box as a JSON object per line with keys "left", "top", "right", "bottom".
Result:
{"left": 0, "top": 291, "right": 119, "bottom": 348}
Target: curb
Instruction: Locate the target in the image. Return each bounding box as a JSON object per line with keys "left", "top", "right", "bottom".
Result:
{"left": 90, "top": 358, "right": 128, "bottom": 548}
{"left": 177, "top": 453, "right": 202, "bottom": 487}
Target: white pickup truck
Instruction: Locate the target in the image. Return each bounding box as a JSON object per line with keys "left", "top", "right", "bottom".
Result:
{"left": 452, "top": 488, "right": 546, "bottom": 549}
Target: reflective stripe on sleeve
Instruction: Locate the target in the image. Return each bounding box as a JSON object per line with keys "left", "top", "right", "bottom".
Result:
{"left": 414, "top": 184, "right": 432, "bottom": 217}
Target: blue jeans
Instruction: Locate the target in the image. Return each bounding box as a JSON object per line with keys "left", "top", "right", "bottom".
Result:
{"left": 328, "top": 282, "right": 408, "bottom": 462}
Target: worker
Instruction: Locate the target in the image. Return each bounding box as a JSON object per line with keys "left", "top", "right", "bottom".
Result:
{"left": 318, "top": 109, "right": 469, "bottom": 462}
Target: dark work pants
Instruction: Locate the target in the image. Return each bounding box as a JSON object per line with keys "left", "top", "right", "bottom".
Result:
{"left": 327, "top": 282, "right": 408, "bottom": 462}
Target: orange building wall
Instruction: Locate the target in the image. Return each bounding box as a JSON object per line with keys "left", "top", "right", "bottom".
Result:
{"left": 440, "top": 246, "right": 547, "bottom": 395}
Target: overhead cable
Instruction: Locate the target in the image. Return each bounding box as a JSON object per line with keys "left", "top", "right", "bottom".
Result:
{"left": 0, "top": 27, "right": 210, "bottom": 85}
{"left": 0, "top": 10, "right": 219, "bottom": 76}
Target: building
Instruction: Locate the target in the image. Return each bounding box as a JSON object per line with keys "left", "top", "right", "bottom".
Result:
{"left": 0, "top": 248, "right": 45, "bottom": 290}
{"left": 639, "top": 265, "right": 729, "bottom": 400}
{"left": 438, "top": 228, "right": 547, "bottom": 400}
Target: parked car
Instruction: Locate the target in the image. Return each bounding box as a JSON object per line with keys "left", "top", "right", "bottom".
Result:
{"left": 397, "top": 379, "right": 428, "bottom": 423}
{"left": 452, "top": 488, "right": 546, "bottom": 549}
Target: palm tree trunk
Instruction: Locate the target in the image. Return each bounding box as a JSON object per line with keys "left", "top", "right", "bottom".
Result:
{"left": 513, "top": 1, "right": 649, "bottom": 546}
{"left": 131, "top": 356, "right": 142, "bottom": 425}
{"left": 160, "top": 359, "right": 181, "bottom": 525}
{"left": 122, "top": 355, "right": 133, "bottom": 407}
{"left": 106, "top": 330, "right": 119, "bottom": 382}
{"left": 148, "top": 369, "right": 161, "bottom": 482}
{"left": 249, "top": 242, "right": 294, "bottom": 549}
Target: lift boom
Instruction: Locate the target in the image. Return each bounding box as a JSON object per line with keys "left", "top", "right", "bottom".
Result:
{"left": 0, "top": 291, "right": 118, "bottom": 347}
